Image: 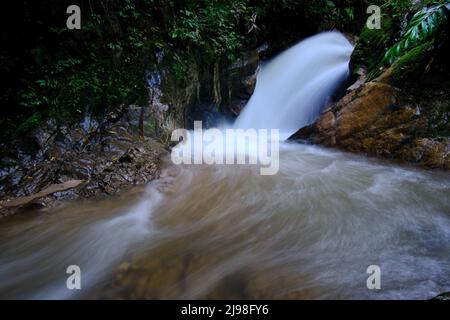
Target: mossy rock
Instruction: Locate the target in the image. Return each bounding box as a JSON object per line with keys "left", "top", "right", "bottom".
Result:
{"left": 350, "top": 0, "right": 427, "bottom": 80}
{"left": 350, "top": 13, "right": 398, "bottom": 80}
{"left": 389, "top": 42, "right": 434, "bottom": 87}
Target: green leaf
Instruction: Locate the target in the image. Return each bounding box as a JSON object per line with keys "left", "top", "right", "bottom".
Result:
{"left": 326, "top": 1, "right": 335, "bottom": 8}
{"left": 383, "top": 1, "right": 449, "bottom": 64}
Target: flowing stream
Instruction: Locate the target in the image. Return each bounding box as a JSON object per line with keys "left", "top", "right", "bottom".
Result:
{"left": 0, "top": 32, "right": 449, "bottom": 299}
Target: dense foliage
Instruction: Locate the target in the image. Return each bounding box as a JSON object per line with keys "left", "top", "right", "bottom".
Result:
{"left": 384, "top": 0, "right": 450, "bottom": 64}
{"left": 0, "top": 0, "right": 416, "bottom": 141}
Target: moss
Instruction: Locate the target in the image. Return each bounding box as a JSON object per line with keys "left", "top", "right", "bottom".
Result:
{"left": 15, "top": 113, "right": 42, "bottom": 135}
{"left": 389, "top": 42, "right": 434, "bottom": 87}
{"left": 350, "top": 12, "right": 398, "bottom": 79}
{"left": 350, "top": 0, "right": 427, "bottom": 80}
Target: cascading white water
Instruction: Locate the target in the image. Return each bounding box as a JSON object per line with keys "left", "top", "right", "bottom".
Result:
{"left": 234, "top": 32, "right": 353, "bottom": 140}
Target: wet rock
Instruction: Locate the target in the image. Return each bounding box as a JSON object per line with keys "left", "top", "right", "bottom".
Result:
{"left": 293, "top": 82, "right": 401, "bottom": 144}
{"left": 242, "top": 73, "right": 257, "bottom": 98}
{"left": 0, "top": 112, "right": 166, "bottom": 217}
{"left": 223, "top": 50, "right": 259, "bottom": 115}
{"left": 432, "top": 292, "right": 450, "bottom": 300}
{"left": 292, "top": 70, "right": 450, "bottom": 170}
{"left": 97, "top": 246, "right": 188, "bottom": 299}
{"left": 399, "top": 138, "right": 450, "bottom": 170}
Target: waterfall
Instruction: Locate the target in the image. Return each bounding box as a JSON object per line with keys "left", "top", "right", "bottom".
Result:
{"left": 1, "top": 32, "right": 449, "bottom": 300}
{"left": 234, "top": 32, "right": 353, "bottom": 140}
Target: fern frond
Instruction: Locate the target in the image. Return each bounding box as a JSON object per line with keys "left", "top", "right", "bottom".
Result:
{"left": 383, "top": 1, "right": 449, "bottom": 64}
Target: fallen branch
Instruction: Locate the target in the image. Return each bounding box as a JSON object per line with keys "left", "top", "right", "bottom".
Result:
{"left": 1, "top": 180, "right": 84, "bottom": 208}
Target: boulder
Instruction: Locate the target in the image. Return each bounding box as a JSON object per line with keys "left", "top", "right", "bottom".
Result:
{"left": 292, "top": 78, "right": 450, "bottom": 169}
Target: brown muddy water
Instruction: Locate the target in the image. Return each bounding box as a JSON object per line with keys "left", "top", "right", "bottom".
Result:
{"left": 0, "top": 142, "right": 449, "bottom": 299}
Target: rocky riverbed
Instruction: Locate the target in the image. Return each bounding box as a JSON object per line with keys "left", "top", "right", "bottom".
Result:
{"left": 0, "top": 106, "right": 166, "bottom": 217}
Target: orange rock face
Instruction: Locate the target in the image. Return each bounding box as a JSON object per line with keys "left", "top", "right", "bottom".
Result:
{"left": 293, "top": 78, "right": 450, "bottom": 170}
{"left": 336, "top": 82, "right": 398, "bottom": 139}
